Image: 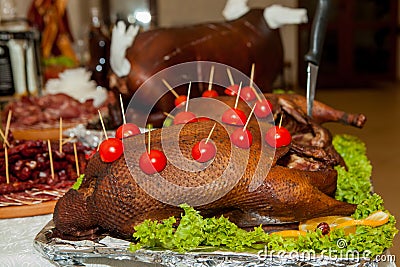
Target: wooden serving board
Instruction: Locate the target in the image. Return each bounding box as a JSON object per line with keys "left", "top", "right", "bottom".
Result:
{"left": 0, "top": 200, "right": 57, "bottom": 219}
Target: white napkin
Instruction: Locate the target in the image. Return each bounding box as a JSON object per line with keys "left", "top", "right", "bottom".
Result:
{"left": 110, "top": 21, "right": 139, "bottom": 77}
{"left": 264, "top": 5, "right": 308, "bottom": 29}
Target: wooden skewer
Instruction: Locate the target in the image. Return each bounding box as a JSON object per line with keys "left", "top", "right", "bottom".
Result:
{"left": 0, "top": 128, "right": 10, "bottom": 147}
{"left": 59, "top": 117, "right": 63, "bottom": 153}
{"left": 98, "top": 110, "right": 108, "bottom": 140}
{"left": 205, "top": 123, "right": 217, "bottom": 144}
{"left": 3, "top": 110, "right": 12, "bottom": 148}
{"left": 208, "top": 65, "right": 215, "bottom": 91}
{"left": 147, "top": 125, "right": 151, "bottom": 153}
{"left": 47, "top": 140, "right": 54, "bottom": 179}
{"left": 162, "top": 79, "right": 179, "bottom": 98}
{"left": 226, "top": 68, "right": 234, "bottom": 85}
{"left": 5, "top": 146, "right": 9, "bottom": 184}
{"left": 249, "top": 63, "right": 262, "bottom": 102}
{"left": 249, "top": 63, "right": 255, "bottom": 88}
{"left": 243, "top": 104, "right": 257, "bottom": 131}
{"left": 252, "top": 87, "right": 263, "bottom": 102}
{"left": 185, "top": 82, "right": 192, "bottom": 112}
{"left": 73, "top": 142, "right": 80, "bottom": 177}
{"left": 163, "top": 112, "right": 175, "bottom": 119}
{"left": 278, "top": 113, "right": 284, "bottom": 128}
{"left": 234, "top": 82, "right": 243, "bottom": 109}
{"left": 97, "top": 132, "right": 103, "bottom": 151}
{"left": 61, "top": 136, "right": 75, "bottom": 145}
{"left": 119, "top": 94, "right": 127, "bottom": 125}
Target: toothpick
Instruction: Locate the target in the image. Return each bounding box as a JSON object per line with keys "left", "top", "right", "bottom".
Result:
{"left": 208, "top": 65, "right": 215, "bottom": 91}
{"left": 97, "top": 132, "right": 103, "bottom": 151}
{"left": 119, "top": 94, "right": 127, "bottom": 125}
{"left": 252, "top": 87, "right": 263, "bottom": 102}
{"left": 98, "top": 110, "right": 108, "bottom": 140}
{"left": 5, "top": 146, "right": 9, "bottom": 184}
{"left": 0, "top": 128, "right": 10, "bottom": 147}
{"left": 163, "top": 112, "right": 175, "bottom": 119}
{"left": 61, "top": 136, "right": 74, "bottom": 145}
{"left": 162, "top": 79, "right": 179, "bottom": 98}
{"left": 73, "top": 142, "right": 80, "bottom": 177}
{"left": 243, "top": 104, "right": 256, "bottom": 131}
{"left": 278, "top": 114, "right": 283, "bottom": 128}
{"left": 226, "top": 68, "right": 234, "bottom": 85}
{"left": 147, "top": 125, "right": 151, "bottom": 154}
{"left": 59, "top": 117, "right": 63, "bottom": 153}
{"left": 3, "top": 110, "right": 12, "bottom": 148}
{"left": 249, "top": 63, "right": 255, "bottom": 88}
{"left": 234, "top": 82, "right": 243, "bottom": 109}
{"left": 185, "top": 82, "right": 192, "bottom": 112}
{"left": 205, "top": 123, "right": 217, "bottom": 144}
{"left": 47, "top": 140, "right": 54, "bottom": 179}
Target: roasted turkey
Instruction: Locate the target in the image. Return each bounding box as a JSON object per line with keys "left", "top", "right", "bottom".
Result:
{"left": 53, "top": 94, "right": 366, "bottom": 240}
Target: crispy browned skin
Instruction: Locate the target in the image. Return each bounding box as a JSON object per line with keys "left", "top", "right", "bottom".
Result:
{"left": 54, "top": 120, "right": 356, "bottom": 239}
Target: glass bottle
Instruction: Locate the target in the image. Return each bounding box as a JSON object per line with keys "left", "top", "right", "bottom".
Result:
{"left": 88, "top": 6, "right": 110, "bottom": 88}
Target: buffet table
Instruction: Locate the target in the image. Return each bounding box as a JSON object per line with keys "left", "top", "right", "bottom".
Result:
{"left": 0, "top": 214, "right": 396, "bottom": 267}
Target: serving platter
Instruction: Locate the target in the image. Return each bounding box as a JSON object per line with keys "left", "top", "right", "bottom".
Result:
{"left": 34, "top": 220, "right": 382, "bottom": 267}
{"left": 0, "top": 200, "right": 57, "bottom": 219}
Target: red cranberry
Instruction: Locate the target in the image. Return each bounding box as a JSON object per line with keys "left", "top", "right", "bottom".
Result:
{"left": 316, "top": 222, "right": 330, "bottom": 235}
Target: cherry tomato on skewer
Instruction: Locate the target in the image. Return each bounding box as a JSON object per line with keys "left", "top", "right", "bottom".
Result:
{"left": 139, "top": 149, "right": 167, "bottom": 175}
{"left": 99, "top": 138, "right": 124, "bottom": 162}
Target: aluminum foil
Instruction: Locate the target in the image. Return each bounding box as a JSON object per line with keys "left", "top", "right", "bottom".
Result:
{"left": 63, "top": 124, "right": 115, "bottom": 148}
{"left": 34, "top": 220, "right": 382, "bottom": 267}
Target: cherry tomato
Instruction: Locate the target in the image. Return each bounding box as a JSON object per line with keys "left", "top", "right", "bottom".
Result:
{"left": 265, "top": 126, "right": 292, "bottom": 148}
{"left": 202, "top": 89, "right": 219, "bottom": 98}
{"left": 230, "top": 128, "right": 253, "bottom": 149}
{"left": 115, "top": 123, "right": 141, "bottom": 139}
{"left": 224, "top": 84, "right": 239, "bottom": 96}
{"left": 174, "top": 95, "right": 187, "bottom": 107}
{"left": 99, "top": 138, "right": 124, "bottom": 163}
{"left": 254, "top": 99, "right": 273, "bottom": 118}
{"left": 191, "top": 139, "right": 216, "bottom": 163}
{"left": 173, "top": 111, "right": 197, "bottom": 124}
{"left": 221, "top": 108, "right": 247, "bottom": 126}
{"left": 139, "top": 149, "right": 167, "bottom": 174}
{"left": 197, "top": 117, "right": 211, "bottom": 122}
{"left": 240, "top": 86, "right": 256, "bottom": 101}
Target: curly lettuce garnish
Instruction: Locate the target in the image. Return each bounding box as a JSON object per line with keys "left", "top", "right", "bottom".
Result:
{"left": 129, "top": 135, "right": 398, "bottom": 256}
{"left": 333, "top": 135, "right": 372, "bottom": 204}
{"left": 71, "top": 174, "right": 84, "bottom": 190}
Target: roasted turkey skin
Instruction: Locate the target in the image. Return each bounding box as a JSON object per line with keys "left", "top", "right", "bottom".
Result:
{"left": 53, "top": 119, "right": 356, "bottom": 239}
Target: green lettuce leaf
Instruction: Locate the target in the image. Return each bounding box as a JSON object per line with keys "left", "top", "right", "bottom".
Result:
{"left": 129, "top": 135, "right": 398, "bottom": 257}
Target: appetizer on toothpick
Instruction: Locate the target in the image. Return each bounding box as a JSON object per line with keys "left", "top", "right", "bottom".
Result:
{"left": 192, "top": 123, "right": 217, "bottom": 162}
{"left": 265, "top": 114, "right": 292, "bottom": 148}
{"left": 222, "top": 82, "right": 247, "bottom": 125}
{"left": 202, "top": 65, "right": 219, "bottom": 98}
{"left": 173, "top": 82, "right": 197, "bottom": 124}
{"left": 240, "top": 63, "right": 256, "bottom": 101}
{"left": 230, "top": 104, "right": 256, "bottom": 149}
{"left": 139, "top": 125, "right": 167, "bottom": 174}
{"left": 98, "top": 110, "right": 124, "bottom": 162}
{"left": 116, "top": 94, "right": 141, "bottom": 139}
{"left": 47, "top": 140, "right": 55, "bottom": 179}
{"left": 162, "top": 79, "right": 187, "bottom": 107}
{"left": 73, "top": 142, "right": 80, "bottom": 177}
{"left": 4, "top": 146, "right": 9, "bottom": 184}
{"left": 225, "top": 68, "right": 240, "bottom": 96}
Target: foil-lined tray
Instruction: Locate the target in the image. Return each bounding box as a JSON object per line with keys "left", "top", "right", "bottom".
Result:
{"left": 34, "top": 220, "right": 381, "bottom": 267}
